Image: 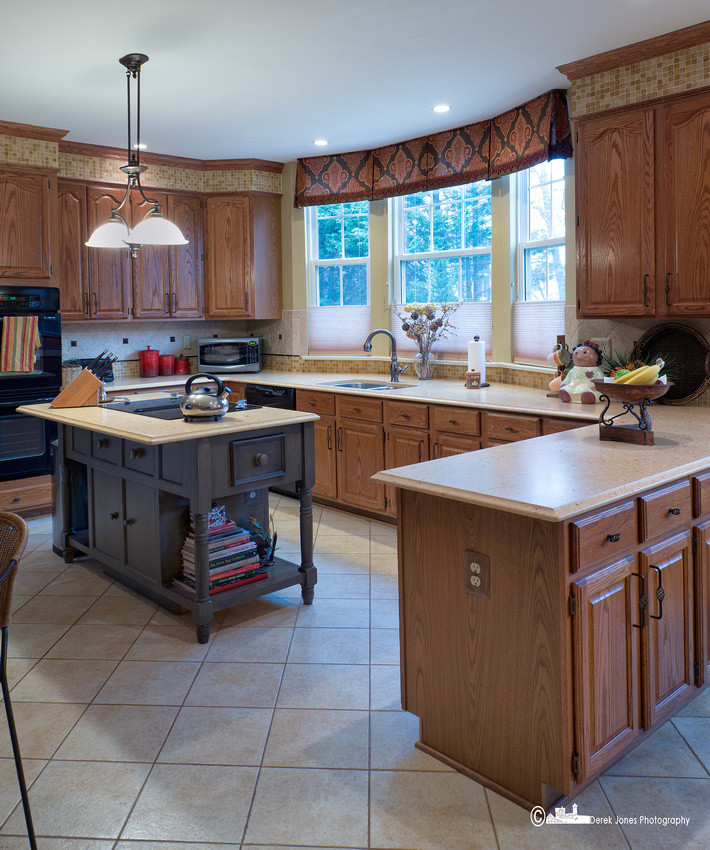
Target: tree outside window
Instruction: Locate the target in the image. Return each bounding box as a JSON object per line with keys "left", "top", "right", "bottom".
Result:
{"left": 519, "top": 161, "right": 565, "bottom": 301}
{"left": 308, "top": 202, "right": 369, "bottom": 306}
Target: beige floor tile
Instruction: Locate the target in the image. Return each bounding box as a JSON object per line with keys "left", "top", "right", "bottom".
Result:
{"left": 245, "top": 767, "right": 368, "bottom": 847}
{"left": 278, "top": 663, "right": 370, "bottom": 710}
{"left": 17, "top": 548, "right": 67, "bottom": 571}
{"left": 372, "top": 628, "right": 400, "bottom": 665}
{"left": 242, "top": 847, "right": 367, "bottom": 850}
{"left": 221, "top": 597, "right": 299, "bottom": 629}
{"left": 604, "top": 720, "right": 706, "bottom": 777}
{"left": 370, "top": 523, "right": 397, "bottom": 542}
{"left": 310, "top": 572, "right": 370, "bottom": 598}
{"left": 371, "top": 540, "right": 398, "bottom": 557}
{"left": 116, "top": 844, "right": 239, "bottom": 850}
{"left": 371, "top": 554, "right": 399, "bottom": 575}
{"left": 371, "top": 710, "right": 452, "bottom": 772}
{"left": 10, "top": 595, "right": 30, "bottom": 614}
{"left": 370, "top": 769, "right": 496, "bottom": 850}
{"left": 11, "top": 594, "right": 97, "bottom": 624}
{"left": 296, "top": 597, "right": 369, "bottom": 628}
{"left": 7, "top": 623, "right": 69, "bottom": 658}
{"left": 2, "top": 839, "right": 113, "bottom": 849}
{"left": 78, "top": 594, "right": 159, "bottom": 626}
{"left": 121, "top": 764, "right": 257, "bottom": 842}
{"left": 158, "top": 706, "right": 271, "bottom": 765}
{"left": 675, "top": 687, "right": 710, "bottom": 717}
{"left": 314, "top": 535, "right": 370, "bottom": 554}
{"left": 185, "top": 661, "right": 283, "bottom": 707}
{"left": 312, "top": 552, "right": 371, "bottom": 575}
{"left": 371, "top": 665, "right": 403, "bottom": 711}
{"left": 263, "top": 708, "right": 369, "bottom": 768}
{"left": 13, "top": 568, "right": 65, "bottom": 596}
{"left": 54, "top": 705, "right": 178, "bottom": 761}
{"left": 124, "top": 624, "right": 212, "bottom": 662}
{"left": 206, "top": 625, "right": 293, "bottom": 663}
{"left": 0, "top": 702, "right": 86, "bottom": 759}
{"left": 372, "top": 598, "right": 400, "bottom": 628}
{"left": 488, "top": 781, "right": 628, "bottom": 849}
{"left": 672, "top": 717, "right": 710, "bottom": 772}
{"left": 10, "top": 659, "right": 117, "bottom": 703}
{"left": 317, "top": 513, "right": 371, "bottom": 535}
{"left": 600, "top": 775, "right": 710, "bottom": 848}
{"left": 95, "top": 660, "right": 200, "bottom": 706}
{"left": 370, "top": 572, "right": 400, "bottom": 598}
{"left": 0, "top": 757, "right": 45, "bottom": 829}
{"left": 288, "top": 627, "right": 370, "bottom": 664}
{"left": 39, "top": 565, "right": 113, "bottom": 596}
{"left": 46, "top": 623, "right": 142, "bottom": 660}
{"left": 1, "top": 760, "right": 150, "bottom": 839}
{"left": 7, "top": 658, "right": 38, "bottom": 690}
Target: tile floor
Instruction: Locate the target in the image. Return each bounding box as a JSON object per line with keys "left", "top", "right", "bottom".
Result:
{"left": 1, "top": 497, "right": 709, "bottom": 849}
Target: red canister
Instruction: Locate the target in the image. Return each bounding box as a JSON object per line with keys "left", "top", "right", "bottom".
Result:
{"left": 158, "top": 354, "right": 175, "bottom": 376}
{"left": 174, "top": 356, "right": 190, "bottom": 374}
{"left": 138, "top": 345, "right": 160, "bottom": 378}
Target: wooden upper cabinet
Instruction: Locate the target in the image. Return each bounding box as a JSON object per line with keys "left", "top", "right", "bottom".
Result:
{"left": 86, "top": 185, "right": 131, "bottom": 319}
{"left": 131, "top": 192, "right": 170, "bottom": 319}
{"left": 576, "top": 108, "right": 656, "bottom": 317}
{"left": 56, "top": 179, "right": 89, "bottom": 319}
{"left": 204, "top": 193, "right": 281, "bottom": 320}
{"left": 659, "top": 94, "right": 710, "bottom": 315}
{"left": 167, "top": 193, "right": 202, "bottom": 318}
{"left": 0, "top": 165, "right": 54, "bottom": 280}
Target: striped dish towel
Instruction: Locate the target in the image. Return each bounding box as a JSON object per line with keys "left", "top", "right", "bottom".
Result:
{"left": 0, "top": 315, "right": 41, "bottom": 372}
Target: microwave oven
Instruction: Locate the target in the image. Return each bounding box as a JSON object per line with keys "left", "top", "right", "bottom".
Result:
{"left": 197, "top": 338, "right": 262, "bottom": 373}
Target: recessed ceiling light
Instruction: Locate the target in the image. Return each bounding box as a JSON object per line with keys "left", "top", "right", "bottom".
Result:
{"left": 313, "top": 138, "right": 328, "bottom": 146}
{"left": 432, "top": 104, "right": 451, "bottom": 113}
{"left": 132, "top": 143, "right": 148, "bottom": 150}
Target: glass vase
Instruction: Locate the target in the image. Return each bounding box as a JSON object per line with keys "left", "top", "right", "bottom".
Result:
{"left": 414, "top": 351, "right": 434, "bottom": 380}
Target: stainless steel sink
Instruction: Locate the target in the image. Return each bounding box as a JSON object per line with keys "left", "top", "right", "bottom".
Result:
{"left": 317, "top": 380, "right": 414, "bottom": 390}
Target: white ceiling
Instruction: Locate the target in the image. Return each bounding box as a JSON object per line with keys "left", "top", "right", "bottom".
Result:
{"left": 2, "top": 1, "right": 708, "bottom": 162}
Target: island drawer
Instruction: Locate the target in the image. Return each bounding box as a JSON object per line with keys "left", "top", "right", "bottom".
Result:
{"left": 542, "top": 417, "right": 589, "bottom": 435}
{"left": 486, "top": 412, "right": 540, "bottom": 442}
{"left": 569, "top": 501, "right": 637, "bottom": 571}
{"left": 336, "top": 395, "right": 383, "bottom": 422}
{"left": 386, "top": 400, "right": 428, "bottom": 429}
{"left": 693, "top": 470, "right": 710, "bottom": 517}
{"left": 297, "top": 390, "right": 335, "bottom": 417}
{"left": 91, "top": 433, "right": 121, "bottom": 465}
{"left": 638, "top": 479, "right": 692, "bottom": 541}
{"left": 430, "top": 405, "right": 481, "bottom": 436}
{"left": 230, "top": 432, "right": 287, "bottom": 487}
{"left": 123, "top": 441, "right": 156, "bottom": 477}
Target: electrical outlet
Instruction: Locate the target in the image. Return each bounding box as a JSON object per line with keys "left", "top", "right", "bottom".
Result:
{"left": 182, "top": 335, "right": 191, "bottom": 348}
{"left": 590, "top": 337, "right": 612, "bottom": 363}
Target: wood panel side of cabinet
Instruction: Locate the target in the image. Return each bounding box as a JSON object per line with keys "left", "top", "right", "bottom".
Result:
{"left": 86, "top": 186, "right": 131, "bottom": 319}
{"left": 695, "top": 521, "right": 710, "bottom": 685}
{"left": 576, "top": 109, "right": 656, "bottom": 317}
{"left": 167, "top": 193, "right": 203, "bottom": 318}
{"left": 131, "top": 193, "right": 170, "bottom": 319}
{"left": 251, "top": 194, "right": 282, "bottom": 319}
{"left": 0, "top": 166, "right": 54, "bottom": 280}
{"left": 336, "top": 418, "right": 385, "bottom": 512}
{"left": 204, "top": 195, "right": 251, "bottom": 318}
{"left": 659, "top": 94, "right": 710, "bottom": 316}
{"left": 56, "top": 180, "right": 89, "bottom": 319}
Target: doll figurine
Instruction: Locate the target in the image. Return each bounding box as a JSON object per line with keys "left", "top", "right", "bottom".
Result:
{"left": 558, "top": 340, "right": 605, "bottom": 404}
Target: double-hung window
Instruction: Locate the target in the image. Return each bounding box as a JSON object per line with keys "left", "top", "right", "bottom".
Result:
{"left": 391, "top": 184, "right": 492, "bottom": 357}
{"left": 306, "top": 202, "right": 371, "bottom": 353}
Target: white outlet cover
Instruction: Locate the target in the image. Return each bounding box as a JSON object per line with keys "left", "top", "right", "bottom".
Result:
{"left": 182, "top": 336, "right": 191, "bottom": 347}
{"left": 590, "top": 337, "right": 612, "bottom": 361}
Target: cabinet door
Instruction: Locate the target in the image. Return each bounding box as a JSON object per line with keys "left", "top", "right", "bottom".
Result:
{"left": 124, "top": 481, "right": 160, "bottom": 582}
{"left": 660, "top": 95, "right": 710, "bottom": 315}
{"left": 386, "top": 426, "right": 428, "bottom": 516}
{"left": 640, "top": 531, "right": 695, "bottom": 726}
{"left": 572, "top": 556, "right": 641, "bottom": 780}
{"left": 86, "top": 186, "right": 131, "bottom": 319}
{"left": 695, "top": 521, "right": 710, "bottom": 685}
{"left": 336, "top": 418, "right": 385, "bottom": 511}
{"left": 0, "top": 167, "right": 53, "bottom": 279}
{"left": 91, "top": 468, "right": 124, "bottom": 563}
{"left": 56, "top": 180, "right": 89, "bottom": 320}
{"left": 167, "top": 193, "right": 203, "bottom": 318}
{"left": 431, "top": 433, "right": 481, "bottom": 458}
{"left": 576, "top": 109, "right": 655, "bottom": 317}
{"left": 204, "top": 195, "right": 251, "bottom": 318}
{"left": 131, "top": 193, "right": 170, "bottom": 319}
{"left": 314, "top": 415, "right": 338, "bottom": 501}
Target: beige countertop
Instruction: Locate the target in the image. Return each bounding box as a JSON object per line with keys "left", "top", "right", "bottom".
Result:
{"left": 17, "top": 399, "right": 318, "bottom": 446}
{"left": 373, "top": 404, "right": 708, "bottom": 522}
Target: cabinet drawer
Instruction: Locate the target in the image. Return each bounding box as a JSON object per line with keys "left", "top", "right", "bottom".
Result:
{"left": 336, "top": 395, "right": 383, "bottom": 422}
{"left": 91, "top": 433, "right": 121, "bottom": 465}
{"left": 570, "top": 501, "right": 637, "bottom": 571}
{"left": 542, "top": 417, "right": 589, "bottom": 435}
{"left": 386, "top": 400, "right": 428, "bottom": 429}
{"left": 123, "top": 441, "right": 156, "bottom": 477}
{"left": 486, "top": 412, "right": 540, "bottom": 442}
{"left": 639, "top": 480, "right": 692, "bottom": 541}
{"left": 297, "top": 389, "right": 336, "bottom": 417}
{"left": 430, "top": 405, "right": 481, "bottom": 436}
{"left": 693, "top": 470, "right": 710, "bottom": 517}
{"left": 230, "top": 432, "right": 286, "bottom": 487}
{"left": 0, "top": 474, "right": 52, "bottom": 516}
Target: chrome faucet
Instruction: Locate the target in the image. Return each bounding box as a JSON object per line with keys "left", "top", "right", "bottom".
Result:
{"left": 363, "top": 329, "right": 408, "bottom": 383}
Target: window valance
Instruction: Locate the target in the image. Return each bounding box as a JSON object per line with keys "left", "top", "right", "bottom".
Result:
{"left": 294, "top": 89, "right": 572, "bottom": 207}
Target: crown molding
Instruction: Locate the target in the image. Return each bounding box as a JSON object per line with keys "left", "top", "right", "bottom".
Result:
{"left": 0, "top": 120, "right": 68, "bottom": 142}
{"left": 202, "top": 158, "right": 284, "bottom": 173}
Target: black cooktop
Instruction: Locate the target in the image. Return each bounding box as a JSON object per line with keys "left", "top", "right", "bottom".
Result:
{"left": 103, "top": 399, "right": 260, "bottom": 420}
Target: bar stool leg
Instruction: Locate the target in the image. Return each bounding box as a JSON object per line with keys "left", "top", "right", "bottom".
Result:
{"left": 1, "top": 626, "right": 37, "bottom": 849}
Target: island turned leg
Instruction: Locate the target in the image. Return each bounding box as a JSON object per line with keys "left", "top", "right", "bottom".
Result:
{"left": 191, "top": 511, "right": 212, "bottom": 643}
{"left": 58, "top": 459, "right": 74, "bottom": 564}
{"left": 298, "top": 484, "right": 317, "bottom": 604}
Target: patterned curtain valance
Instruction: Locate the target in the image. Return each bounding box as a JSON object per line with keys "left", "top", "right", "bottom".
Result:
{"left": 294, "top": 89, "right": 572, "bottom": 207}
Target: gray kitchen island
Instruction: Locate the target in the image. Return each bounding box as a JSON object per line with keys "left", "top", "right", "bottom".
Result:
{"left": 19, "top": 398, "right": 319, "bottom": 642}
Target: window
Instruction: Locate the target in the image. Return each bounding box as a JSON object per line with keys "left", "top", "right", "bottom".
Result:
{"left": 308, "top": 202, "right": 369, "bottom": 306}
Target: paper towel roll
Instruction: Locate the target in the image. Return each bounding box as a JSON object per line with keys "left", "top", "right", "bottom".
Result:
{"left": 468, "top": 337, "right": 486, "bottom": 384}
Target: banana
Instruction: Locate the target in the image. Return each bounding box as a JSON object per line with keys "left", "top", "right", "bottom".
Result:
{"left": 613, "top": 365, "right": 647, "bottom": 383}
{"left": 624, "top": 364, "right": 661, "bottom": 385}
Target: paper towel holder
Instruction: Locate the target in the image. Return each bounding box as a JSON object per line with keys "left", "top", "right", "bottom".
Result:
{"left": 467, "top": 336, "right": 490, "bottom": 388}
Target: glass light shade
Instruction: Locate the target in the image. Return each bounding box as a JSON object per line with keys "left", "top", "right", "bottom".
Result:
{"left": 128, "top": 214, "right": 188, "bottom": 246}
{"left": 85, "top": 218, "right": 130, "bottom": 248}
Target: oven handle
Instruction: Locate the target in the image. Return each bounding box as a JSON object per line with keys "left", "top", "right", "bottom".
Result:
{"left": 0, "top": 397, "right": 56, "bottom": 407}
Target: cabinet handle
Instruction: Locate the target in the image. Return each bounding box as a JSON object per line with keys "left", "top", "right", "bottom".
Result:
{"left": 326, "top": 425, "right": 332, "bottom": 449}
{"left": 93, "top": 292, "right": 98, "bottom": 313}
{"left": 649, "top": 564, "right": 665, "bottom": 621}
{"left": 665, "top": 273, "right": 671, "bottom": 306}
{"left": 173, "top": 293, "right": 177, "bottom": 313}
{"left": 505, "top": 426, "right": 518, "bottom": 433}
{"left": 123, "top": 518, "right": 135, "bottom": 527}
{"left": 400, "top": 412, "right": 410, "bottom": 419}
{"left": 308, "top": 401, "right": 316, "bottom": 407}
{"left": 449, "top": 419, "right": 458, "bottom": 425}
{"left": 607, "top": 533, "right": 621, "bottom": 542}
{"left": 336, "top": 427, "right": 343, "bottom": 452}
{"left": 129, "top": 448, "right": 144, "bottom": 460}
{"left": 668, "top": 507, "right": 681, "bottom": 515}
{"left": 253, "top": 452, "right": 268, "bottom": 466}
{"left": 85, "top": 292, "right": 90, "bottom": 315}
{"left": 642, "top": 274, "right": 649, "bottom": 308}
{"left": 11, "top": 497, "right": 20, "bottom": 503}
{"left": 418, "top": 439, "right": 424, "bottom": 463}
{"left": 632, "top": 571, "right": 647, "bottom": 629}
{"left": 110, "top": 512, "right": 119, "bottom": 520}
{"left": 166, "top": 291, "right": 171, "bottom": 315}
{"left": 97, "top": 438, "right": 110, "bottom": 449}
{"left": 432, "top": 441, "right": 438, "bottom": 458}
{"left": 353, "top": 407, "right": 361, "bottom": 413}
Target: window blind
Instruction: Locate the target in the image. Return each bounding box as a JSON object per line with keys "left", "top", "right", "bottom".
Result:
{"left": 513, "top": 300, "right": 565, "bottom": 365}
{"left": 389, "top": 303, "right": 493, "bottom": 360}
{"left": 308, "top": 305, "right": 372, "bottom": 355}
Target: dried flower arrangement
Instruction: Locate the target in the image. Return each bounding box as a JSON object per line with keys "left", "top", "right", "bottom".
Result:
{"left": 389, "top": 302, "right": 461, "bottom": 359}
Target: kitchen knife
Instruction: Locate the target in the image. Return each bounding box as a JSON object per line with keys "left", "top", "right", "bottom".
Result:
{"left": 86, "top": 349, "right": 109, "bottom": 374}
{"left": 95, "top": 356, "right": 118, "bottom": 380}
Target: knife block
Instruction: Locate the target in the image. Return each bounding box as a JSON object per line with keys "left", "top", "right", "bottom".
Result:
{"left": 50, "top": 368, "right": 103, "bottom": 408}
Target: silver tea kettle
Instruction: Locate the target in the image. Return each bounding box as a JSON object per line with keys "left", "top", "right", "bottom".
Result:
{"left": 180, "top": 373, "right": 231, "bottom": 421}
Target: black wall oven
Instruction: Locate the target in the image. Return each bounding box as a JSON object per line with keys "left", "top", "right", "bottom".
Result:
{"left": 0, "top": 286, "right": 61, "bottom": 481}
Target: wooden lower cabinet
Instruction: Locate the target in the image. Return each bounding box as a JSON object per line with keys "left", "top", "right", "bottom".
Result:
{"left": 313, "top": 415, "right": 338, "bottom": 501}
{"left": 385, "top": 426, "right": 429, "bottom": 516}
{"left": 432, "top": 433, "right": 481, "bottom": 457}
{"left": 695, "top": 520, "right": 710, "bottom": 685}
{"left": 0, "top": 474, "right": 52, "bottom": 518}
{"left": 336, "top": 418, "right": 385, "bottom": 512}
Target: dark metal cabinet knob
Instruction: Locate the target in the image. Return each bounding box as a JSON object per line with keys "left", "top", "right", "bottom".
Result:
{"left": 129, "top": 448, "right": 144, "bottom": 460}
{"left": 449, "top": 419, "right": 458, "bottom": 425}
{"left": 98, "top": 438, "right": 110, "bottom": 449}
{"left": 607, "top": 533, "right": 621, "bottom": 542}
{"left": 401, "top": 412, "right": 410, "bottom": 419}
{"left": 309, "top": 401, "right": 316, "bottom": 406}
{"left": 110, "top": 512, "right": 119, "bottom": 520}
{"left": 505, "top": 426, "right": 518, "bottom": 433}
{"left": 123, "top": 518, "right": 135, "bottom": 526}
{"left": 668, "top": 507, "right": 681, "bottom": 515}
{"left": 254, "top": 452, "right": 268, "bottom": 466}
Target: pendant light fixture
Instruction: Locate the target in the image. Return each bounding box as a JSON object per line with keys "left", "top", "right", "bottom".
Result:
{"left": 85, "top": 53, "right": 188, "bottom": 258}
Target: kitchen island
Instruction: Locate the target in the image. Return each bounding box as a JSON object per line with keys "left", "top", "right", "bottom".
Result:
{"left": 18, "top": 399, "right": 319, "bottom": 642}
{"left": 373, "top": 405, "right": 710, "bottom": 812}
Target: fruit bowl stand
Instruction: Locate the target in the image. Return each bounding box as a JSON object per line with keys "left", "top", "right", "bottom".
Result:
{"left": 592, "top": 380, "right": 673, "bottom": 445}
